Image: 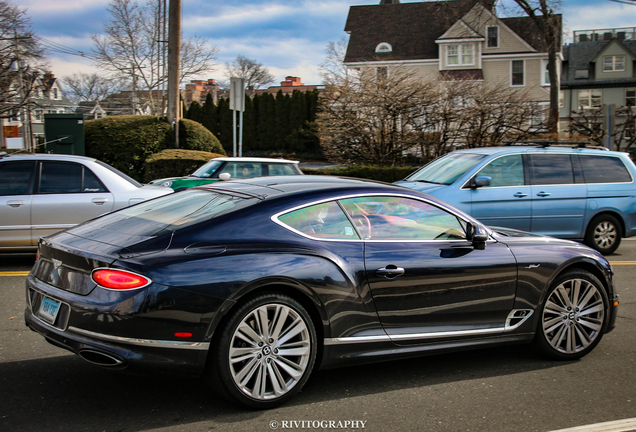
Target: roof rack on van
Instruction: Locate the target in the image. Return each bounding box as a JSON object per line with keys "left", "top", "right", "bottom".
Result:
{"left": 503, "top": 141, "right": 608, "bottom": 150}
{"left": 0, "top": 152, "right": 7, "bottom": 159}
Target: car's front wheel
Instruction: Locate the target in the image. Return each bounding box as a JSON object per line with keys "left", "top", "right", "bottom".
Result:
{"left": 535, "top": 270, "right": 608, "bottom": 360}
{"left": 209, "top": 293, "right": 317, "bottom": 409}
{"left": 585, "top": 214, "right": 622, "bottom": 255}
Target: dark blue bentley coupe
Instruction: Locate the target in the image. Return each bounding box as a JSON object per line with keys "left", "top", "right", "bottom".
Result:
{"left": 25, "top": 176, "right": 618, "bottom": 408}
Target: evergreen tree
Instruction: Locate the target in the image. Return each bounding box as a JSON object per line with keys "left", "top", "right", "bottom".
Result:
{"left": 217, "top": 98, "right": 234, "bottom": 154}
{"left": 275, "top": 90, "right": 291, "bottom": 152}
{"left": 243, "top": 95, "right": 257, "bottom": 152}
{"left": 201, "top": 93, "right": 218, "bottom": 137}
{"left": 288, "top": 90, "right": 307, "bottom": 153}
{"left": 257, "top": 92, "right": 276, "bottom": 151}
{"left": 186, "top": 100, "right": 203, "bottom": 123}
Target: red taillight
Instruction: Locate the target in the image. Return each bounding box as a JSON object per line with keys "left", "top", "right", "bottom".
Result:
{"left": 92, "top": 269, "right": 151, "bottom": 290}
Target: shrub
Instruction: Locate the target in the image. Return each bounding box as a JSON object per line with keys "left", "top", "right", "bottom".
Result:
{"left": 85, "top": 116, "right": 225, "bottom": 182}
{"left": 301, "top": 165, "right": 419, "bottom": 183}
{"left": 144, "top": 149, "right": 225, "bottom": 183}
{"left": 168, "top": 118, "right": 225, "bottom": 154}
{"left": 85, "top": 116, "right": 172, "bottom": 181}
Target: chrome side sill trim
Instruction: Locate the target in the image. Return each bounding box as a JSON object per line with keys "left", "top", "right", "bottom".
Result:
{"left": 68, "top": 326, "right": 210, "bottom": 350}
{"left": 324, "top": 309, "right": 535, "bottom": 346}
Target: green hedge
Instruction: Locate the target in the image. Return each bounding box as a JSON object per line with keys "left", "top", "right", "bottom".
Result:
{"left": 85, "top": 116, "right": 225, "bottom": 182}
{"left": 301, "top": 165, "right": 419, "bottom": 183}
{"left": 144, "top": 149, "right": 224, "bottom": 183}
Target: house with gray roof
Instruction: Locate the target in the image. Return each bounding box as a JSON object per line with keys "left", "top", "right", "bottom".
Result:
{"left": 560, "top": 27, "right": 636, "bottom": 149}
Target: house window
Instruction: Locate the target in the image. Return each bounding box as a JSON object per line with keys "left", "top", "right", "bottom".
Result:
{"left": 575, "top": 69, "right": 589, "bottom": 79}
{"left": 578, "top": 89, "right": 602, "bottom": 109}
{"left": 487, "top": 26, "right": 499, "bottom": 48}
{"left": 603, "top": 55, "right": 625, "bottom": 72}
{"left": 511, "top": 60, "right": 524, "bottom": 86}
{"left": 375, "top": 43, "right": 393, "bottom": 54}
{"left": 559, "top": 90, "right": 565, "bottom": 108}
{"left": 377, "top": 67, "right": 388, "bottom": 81}
{"left": 34, "top": 110, "right": 42, "bottom": 121}
{"left": 542, "top": 60, "right": 550, "bottom": 86}
{"left": 53, "top": 88, "right": 58, "bottom": 99}
{"left": 626, "top": 88, "right": 635, "bottom": 106}
{"left": 446, "top": 44, "right": 474, "bottom": 66}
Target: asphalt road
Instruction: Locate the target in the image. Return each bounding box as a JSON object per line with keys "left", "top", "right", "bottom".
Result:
{"left": 1, "top": 241, "right": 635, "bottom": 432}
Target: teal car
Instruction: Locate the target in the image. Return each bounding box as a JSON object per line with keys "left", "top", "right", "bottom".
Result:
{"left": 149, "top": 157, "right": 303, "bottom": 191}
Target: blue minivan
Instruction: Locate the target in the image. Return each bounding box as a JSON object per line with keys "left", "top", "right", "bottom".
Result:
{"left": 395, "top": 145, "right": 636, "bottom": 255}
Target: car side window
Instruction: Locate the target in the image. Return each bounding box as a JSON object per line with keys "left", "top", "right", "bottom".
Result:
{"left": 0, "top": 162, "right": 34, "bottom": 195}
{"left": 339, "top": 196, "right": 466, "bottom": 241}
{"left": 220, "top": 163, "right": 262, "bottom": 179}
{"left": 38, "top": 162, "right": 106, "bottom": 194}
{"left": 475, "top": 154, "right": 524, "bottom": 187}
{"left": 530, "top": 154, "right": 574, "bottom": 185}
{"left": 268, "top": 164, "right": 296, "bottom": 176}
{"left": 278, "top": 201, "right": 360, "bottom": 240}
{"left": 580, "top": 155, "right": 632, "bottom": 183}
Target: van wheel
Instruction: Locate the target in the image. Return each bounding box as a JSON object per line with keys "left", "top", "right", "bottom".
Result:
{"left": 585, "top": 214, "right": 621, "bottom": 255}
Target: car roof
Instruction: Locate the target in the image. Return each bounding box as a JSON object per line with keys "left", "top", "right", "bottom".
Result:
{"left": 212, "top": 157, "right": 299, "bottom": 164}
{"left": 0, "top": 153, "right": 99, "bottom": 163}
{"left": 450, "top": 146, "right": 619, "bottom": 156}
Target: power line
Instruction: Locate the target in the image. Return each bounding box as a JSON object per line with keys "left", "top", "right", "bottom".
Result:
{"left": 35, "top": 36, "right": 96, "bottom": 60}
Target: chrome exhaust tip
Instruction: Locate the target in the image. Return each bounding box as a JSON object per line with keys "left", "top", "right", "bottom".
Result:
{"left": 78, "top": 349, "right": 125, "bottom": 367}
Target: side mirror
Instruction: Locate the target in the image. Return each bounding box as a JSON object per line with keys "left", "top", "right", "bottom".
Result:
{"left": 466, "top": 223, "right": 488, "bottom": 250}
{"left": 218, "top": 173, "right": 231, "bottom": 181}
{"left": 473, "top": 176, "right": 491, "bottom": 188}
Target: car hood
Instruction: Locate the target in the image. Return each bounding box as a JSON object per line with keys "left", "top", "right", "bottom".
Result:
{"left": 393, "top": 180, "right": 449, "bottom": 195}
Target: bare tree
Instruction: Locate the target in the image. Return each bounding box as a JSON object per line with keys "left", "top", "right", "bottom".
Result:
{"left": 224, "top": 55, "right": 274, "bottom": 90}
{"left": 569, "top": 106, "right": 636, "bottom": 150}
{"left": 61, "top": 72, "right": 121, "bottom": 104}
{"left": 507, "top": 0, "right": 562, "bottom": 134}
{"left": 319, "top": 37, "right": 350, "bottom": 87}
{"left": 92, "top": 0, "right": 218, "bottom": 114}
{"left": 318, "top": 67, "right": 435, "bottom": 165}
{"left": 0, "top": 0, "right": 45, "bottom": 119}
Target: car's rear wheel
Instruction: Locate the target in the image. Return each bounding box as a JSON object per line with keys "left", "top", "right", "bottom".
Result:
{"left": 585, "top": 214, "right": 621, "bottom": 255}
{"left": 535, "top": 270, "right": 608, "bottom": 360}
{"left": 209, "top": 293, "right": 317, "bottom": 409}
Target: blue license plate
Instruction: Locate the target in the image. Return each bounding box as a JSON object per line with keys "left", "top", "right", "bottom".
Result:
{"left": 38, "top": 297, "right": 61, "bottom": 324}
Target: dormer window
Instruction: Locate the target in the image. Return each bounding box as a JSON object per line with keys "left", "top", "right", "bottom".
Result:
{"left": 487, "top": 26, "right": 499, "bottom": 48}
{"left": 603, "top": 55, "right": 625, "bottom": 72}
{"left": 53, "top": 88, "right": 58, "bottom": 99}
{"left": 447, "top": 44, "right": 474, "bottom": 66}
{"left": 375, "top": 42, "right": 392, "bottom": 53}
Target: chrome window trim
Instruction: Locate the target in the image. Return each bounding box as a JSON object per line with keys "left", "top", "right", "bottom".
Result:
{"left": 460, "top": 152, "right": 635, "bottom": 190}
{"left": 271, "top": 192, "right": 487, "bottom": 244}
{"left": 68, "top": 326, "right": 210, "bottom": 350}
{"left": 324, "top": 310, "right": 534, "bottom": 346}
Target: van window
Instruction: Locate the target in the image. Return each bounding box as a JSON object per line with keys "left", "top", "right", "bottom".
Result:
{"left": 475, "top": 154, "right": 524, "bottom": 187}
{"left": 580, "top": 155, "right": 632, "bottom": 183}
{"left": 530, "top": 154, "right": 574, "bottom": 185}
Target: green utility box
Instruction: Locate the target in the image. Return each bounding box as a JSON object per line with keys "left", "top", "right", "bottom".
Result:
{"left": 44, "top": 113, "right": 85, "bottom": 155}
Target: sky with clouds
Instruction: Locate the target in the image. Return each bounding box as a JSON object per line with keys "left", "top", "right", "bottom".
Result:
{"left": 10, "top": 0, "right": 636, "bottom": 87}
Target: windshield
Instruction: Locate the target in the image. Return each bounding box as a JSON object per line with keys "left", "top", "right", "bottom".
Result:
{"left": 191, "top": 160, "right": 224, "bottom": 178}
{"left": 406, "top": 153, "right": 487, "bottom": 185}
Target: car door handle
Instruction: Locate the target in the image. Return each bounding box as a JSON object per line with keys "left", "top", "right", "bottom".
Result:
{"left": 513, "top": 192, "right": 528, "bottom": 198}
{"left": 6, "top": 200, "right": 25, "bottom": 207}
{"left": 536, "top": 192, "right": 551, "bottom": 197}
{"left": 91, "top": 198, "right": 109, "bottom": 205}
{"left": 376, "top": 265, "right": 405, "bottom": 279}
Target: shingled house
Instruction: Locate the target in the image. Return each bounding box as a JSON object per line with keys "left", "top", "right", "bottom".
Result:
{"left": 343, "top": 0, "right": 560, "bottom": 116}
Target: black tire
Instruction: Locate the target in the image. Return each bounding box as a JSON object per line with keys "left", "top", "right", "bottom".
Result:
{"left": 535, "top": 270, "right": 608, "bottom": 360}
{"left": 585, "top": 214, "right": 622, "bottom": 255}
{"left": 208, "top": 293, "right": 317, "bottom": 409}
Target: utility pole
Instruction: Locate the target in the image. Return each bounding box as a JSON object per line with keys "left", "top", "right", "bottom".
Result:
{"left": 14, "top": 31, "right": 32, "bottom": 152}
{"left": 167, "top": 0, "right": 181, "bottom": 148}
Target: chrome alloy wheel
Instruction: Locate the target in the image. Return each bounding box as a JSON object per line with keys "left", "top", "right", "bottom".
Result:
{"left": 593, "top": 221, "right": 617, "bottom": 250}
{"left": 542, "top": 278, "right": 605, "bottom": 354}
{"left": 228, "top": 303, "right": 311, "bottom": 401}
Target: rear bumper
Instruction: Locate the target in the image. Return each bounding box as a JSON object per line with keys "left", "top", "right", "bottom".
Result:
{"left": 24, "top": 275, "right": 213, "bottom": 376}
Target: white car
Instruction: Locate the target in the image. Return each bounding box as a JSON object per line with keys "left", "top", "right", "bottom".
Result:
{"left": 0, "top": 153, "right": 172, "bottom": 251}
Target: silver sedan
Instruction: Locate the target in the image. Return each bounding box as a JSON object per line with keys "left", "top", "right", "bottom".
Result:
{"left": 0, "top": 153, "right": 172, "bottom": 251}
